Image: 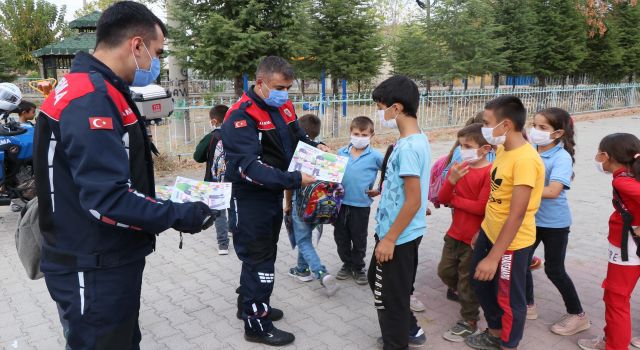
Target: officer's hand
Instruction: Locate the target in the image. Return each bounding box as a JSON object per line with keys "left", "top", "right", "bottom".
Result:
{"left": 301, "top": 173, "right": 316, "bottom": 187}
{"left": 177, "top": 201, "right": 215, "bottom": 234}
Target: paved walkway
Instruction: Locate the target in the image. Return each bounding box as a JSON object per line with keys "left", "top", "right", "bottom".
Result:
{"left": 1, "top": 115, "right": 639, "bottom": 349}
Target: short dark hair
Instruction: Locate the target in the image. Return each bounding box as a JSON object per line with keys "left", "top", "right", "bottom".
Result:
{"left": 16, "top": 100, "right": 36, "bottom": 114}
{"left": 96, "top": 1, "right": 167, "bottom": 49}
{"left": 457, "top": 123, "right": 489, "bottom": 147}
{"left": 350, "top": 116, "right": 375, "bottom": 133}
{"left": 256, "top": 56, "right": 295, "bottom": 80}
{"left": 298, "top": 114, "right": 321, "bottom": 139}
{"left": 484, "top": 95, "right": 527, "bottom": 131}
{"left": 372, "top": 75, "right": 420, "bottom": 118}
{"left": 209, "top": 104, "right": 228, "bottom": 123}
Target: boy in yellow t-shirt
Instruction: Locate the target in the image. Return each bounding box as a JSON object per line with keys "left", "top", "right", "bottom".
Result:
{"left": 465, "top": 96, "right": 544, "bottom": 350}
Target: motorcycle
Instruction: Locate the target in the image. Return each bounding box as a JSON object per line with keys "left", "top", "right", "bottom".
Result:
{"left": 0, "top": 84, "right": 35, "bottom": 207}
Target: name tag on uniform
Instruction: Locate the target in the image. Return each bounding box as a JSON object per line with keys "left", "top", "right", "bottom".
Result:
{"left": 608, "top": 237, "right": 640, "bottom": 266}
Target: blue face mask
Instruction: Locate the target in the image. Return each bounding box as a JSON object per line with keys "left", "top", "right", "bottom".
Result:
{"left": 131, "top": 42, "right": 160, "bottom": 87}
{"left": 261, "top": 83, "right": 289, "bottom": 108}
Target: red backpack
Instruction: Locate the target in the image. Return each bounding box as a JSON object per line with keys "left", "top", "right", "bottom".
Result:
{"left": 428, "top": 155, "right": 449, "bottom": 208}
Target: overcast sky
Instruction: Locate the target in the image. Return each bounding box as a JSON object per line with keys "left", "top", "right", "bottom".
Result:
{"left": 49, "top": 0, "right": 166, "bottom": 22}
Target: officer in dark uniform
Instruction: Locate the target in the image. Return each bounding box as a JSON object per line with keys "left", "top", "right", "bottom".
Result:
{"left": 222, "top": 56, "right": 327, "bottom": 346}
{"left": 33, "top": 3, "right": 215, "bottom": 349}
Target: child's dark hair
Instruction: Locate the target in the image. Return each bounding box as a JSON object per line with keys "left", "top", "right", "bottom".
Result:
{"left": 372, "top": 75, "right": 420, "bottom": 118}
{"left": 298, "top": 114, "right": 322, "bottom": 140}
{"left": 379, "top": 144, "right": 395, "bottom": 191}
{"left": 599, "top": 133, "right": 640, "bottom": 181}
{"left": 446, "top": 111, "right": 486, "bottom": 163}
{"left": 16, "top": 100, "right": 36, "bottom": 114}
{"left": 209, "top": 104, "right": 228, "bottom": 123}
{"left": 536, "top": 107, "right": 576, "bottom": 165}
{"left": 457, "top": 123, "right": 489, "bottom": 147}
{"left": 484, "top": 95, "right": 527, "bottom": 131}
{"left": 350, "top": 116, "right": 375, "bottom": 133}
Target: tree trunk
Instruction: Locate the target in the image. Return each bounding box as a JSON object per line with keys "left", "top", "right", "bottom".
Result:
{"left": 463, "top": 76, "right": 468, "bottom": 91}
{"left": 357, "top": 80, "right": 361, "bottom": 93}
{"left": 234, "top": 75, "right": 244, "bottom": 98}
{"left": 493, "top": 73, "right": 500, "bottom": 90}
{"left": 538, "top": 75, "right": 546, "bottom": 87}
{"left": 480, "top": 75, "right": 485, "bottom": 89}
{"left": 426, "top": 79, "right": 432, "bottom": 91}
{"left": 300, "top": 78, "right": 306, "bottom": 97}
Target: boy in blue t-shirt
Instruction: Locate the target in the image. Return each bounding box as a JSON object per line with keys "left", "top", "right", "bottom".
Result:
{"left": 335, "top": 116, "right": 383, "bottom": 284}
{"left": 369, "top": 76, "right": 431, "bottom": 349}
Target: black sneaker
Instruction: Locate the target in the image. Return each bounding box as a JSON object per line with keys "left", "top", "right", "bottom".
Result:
{"left": 244, "top": 327, "right": 295, "bottom": 346}
{"left": 446, "top": 287, "right": 460, "bottom": 302}
{"left": 336, "top": 265, "right": 351, "bottom": 280}
{"left": 236, "top": 307, "right": 284, "bottom": 321}
{"left": 464, "top": 329, "right": 500, "bottom": 350}
{"left": 409, "top": 328, "right": 427, "bottom": 348}
{"left": 375, "top": 331, "right": 427, "bottom": 348}
{"left": 353, "top": 269, "right": 368, "bottom": 285}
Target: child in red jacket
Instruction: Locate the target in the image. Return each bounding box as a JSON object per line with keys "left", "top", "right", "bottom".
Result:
{"left": 437, "top": 123, "right": 492, "bottom": 342}
{"left": 579, "top": 133, "right": 640, "bottom": 350}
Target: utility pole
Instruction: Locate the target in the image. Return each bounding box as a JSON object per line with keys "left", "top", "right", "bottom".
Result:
{"left": 166, "top": 0, "right": 190, "bottom": 144}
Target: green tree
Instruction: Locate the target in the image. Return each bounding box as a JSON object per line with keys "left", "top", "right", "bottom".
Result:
{"left": 494, "top": 0, "right": 537, "bottom": 87}
{"left": 0, "top": 36, "right": 19, "bottom": 81}
{"left": 310, "top": 0, "right": 383, "bottom": 95}
{"left": 610, "top": 2, "right": 640, "bottom": 82}
{"left": 531, "top": 0, "right": 587, "bottom": 86}
{"left": 431, "top": 0, "right": 508, "bottom": 88}
{"left": 579, "top": 23, "right": 624, "bottom": 83}
{"left": 288, "top": 0, "right": 320, "bottom": 96}
{"left": 169, "top": 0, "right": 301, "bottom": 97}
{"left": 0, "top": 0, "right": 66, "bottom": 70}
{"left": 392, "top": 22, "right": 446, "bottom": 84}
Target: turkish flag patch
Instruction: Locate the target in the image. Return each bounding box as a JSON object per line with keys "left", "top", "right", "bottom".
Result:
{"left": 89, "top": 117, "right": 114, "bottom": 130}
{"left": 234, "top": 120, "right": 247, "bottom": 128}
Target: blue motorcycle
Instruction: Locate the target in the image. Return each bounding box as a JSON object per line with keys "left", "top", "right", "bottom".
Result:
{"left": 0, "top": 110, "right": 35, "bottom": 206}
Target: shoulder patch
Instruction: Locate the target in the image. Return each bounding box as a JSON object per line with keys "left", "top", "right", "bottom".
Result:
{"left": 40, "top": 73, "right": 95, "bottom": 121}
{"left": 234, "top": 120, "right": 247, "bottom": 128}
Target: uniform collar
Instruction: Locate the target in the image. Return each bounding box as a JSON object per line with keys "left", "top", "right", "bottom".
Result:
{"left": 539, "top": 142, "right": 564, "bottom": 158}
{"left": 71, "top": 52, "right": 131, "bottom": 96}
{"left": 247, "top": 85, "right": 281, "bottom": 111}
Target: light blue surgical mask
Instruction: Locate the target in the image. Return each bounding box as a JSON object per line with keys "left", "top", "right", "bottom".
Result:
{"left": 131, "top": 42, "right": 160, "bottom": 87}
{"left": 260, "top": 83, "right": 289, "bottom": 108}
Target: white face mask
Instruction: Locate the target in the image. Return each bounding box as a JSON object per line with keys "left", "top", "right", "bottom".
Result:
{"left": 481, "top": 121, "right": 507, "bottom": 146}
{"left": 350, "top": 135, "right": 370, "bottom": 149}
{"left": 594, "top": 160, "right": 608, "bottom": 174}
{"left": 378, "top": 106, "right": 398, "bottom": 129}
{"left": 529, "top": 128, "right": 554, "bottom": 146}
{"left": 460, "top": 148, "right": 480, "bottom": 163}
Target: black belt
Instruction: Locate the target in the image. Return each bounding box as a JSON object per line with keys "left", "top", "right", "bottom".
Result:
{"left": 42, "top": 244, "right": 142, "bottom": 269}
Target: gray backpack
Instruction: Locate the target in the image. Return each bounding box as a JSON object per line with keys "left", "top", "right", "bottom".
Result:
{"left": 14, "top": 197, "right": 43, "bottom": 280}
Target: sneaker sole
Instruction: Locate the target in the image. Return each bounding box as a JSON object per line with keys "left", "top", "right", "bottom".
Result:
{"left": 288, "top": 272, "right": 313, "bottom": 282}
{"left": 443, "top": 331, "right": 467, "bottom": 342}
{"left": 336, "top": 274, "right": 351, "bottom": 280}
{"left": 244, "top": 333, "right": 295, "bottom": 346}
{"left": 322, "top": 275, "right": 339, "bottom": 296}
{"left": 551, "top": 321, "right": 591, "bottom": 336}
{"left": 410, "top": 304, "right": 426, "bottom": 312}
{"left": 526, "top": 313, "right": 538, "bottom": 320}
{"left": 464, "top": 340, "right": 500, "bottom": 350}
{"left": 354, "top": 278, "right": 369, "bottom": 285}
{"left": 218, "top": 250, "right": 229, "bottom": 255}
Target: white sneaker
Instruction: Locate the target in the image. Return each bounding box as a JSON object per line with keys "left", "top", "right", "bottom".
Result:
{"left": 410, "top": 294, "right": 426, "bottom": 312}
{"left": 578, "top": 336, "right": 606, "bottom": 350}
{"left": 218, "top": 245, "right": 229, "bottom": 255}
{"left": 320, "top": 273, "right": 339, "bottom": 297}
{"left": 526, "top": 304, "right": 538, "bottom": 320}
{"left": 550, "top": 313, "right": 590, "bottom": 336}
{"left": 632, "top": 337, "right": 640, "bottom": 349}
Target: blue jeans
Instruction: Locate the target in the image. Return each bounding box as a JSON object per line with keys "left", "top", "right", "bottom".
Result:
{"left": 214, "top": 209, "right": 229, "bottom": 247}
{"left": 292, "top": 193, "right": 326, "bottom": 279}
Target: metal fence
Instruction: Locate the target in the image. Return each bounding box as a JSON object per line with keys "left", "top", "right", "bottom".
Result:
{"left": 151, "top": 84, "right": 640, "bottom": 155}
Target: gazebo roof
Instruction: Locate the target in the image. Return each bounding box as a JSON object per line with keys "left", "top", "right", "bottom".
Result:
{"left": 32, "top": 32, "right": 96, "bottom": 58}
{"left": 69, "top": 11, "right": 101, "bottom": 29}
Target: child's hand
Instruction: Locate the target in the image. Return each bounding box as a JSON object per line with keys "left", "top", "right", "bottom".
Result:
{"left": 635, "top": 226, "right": 640, "bottom": 237}
{"left": 426, "top": 208, "right": 432, "bottom": 216}
{"left": 366, "top": 189, "right": 380, "bottom": 197}
{"left": 375, "top": 238, "right": 395, "bottom": 263}
{"left": 301, "top": 173, "right": 317, "bottom": 187}
{"left": 473, "top": 256, "right": 499, "bottom": 281}
{"left": 317, "top": 144, "right": 331, "bottom": 152}
{"left": 448, "top": 162, "right": 469, "bottom": 185}
{"left": 284, "top": 204, "right": 292, "bottom": 215}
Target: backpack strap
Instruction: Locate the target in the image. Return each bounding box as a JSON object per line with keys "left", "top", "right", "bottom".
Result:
{"left": 612, "top": 171, "right": 638, "bottom": 261}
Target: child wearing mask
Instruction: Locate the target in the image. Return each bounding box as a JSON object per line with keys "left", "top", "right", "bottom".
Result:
{"left": 578, "top": 133, "right": 640, "bottom": 350}
{"left": 334, "top": 116, "right": 383, "bottom": 284}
